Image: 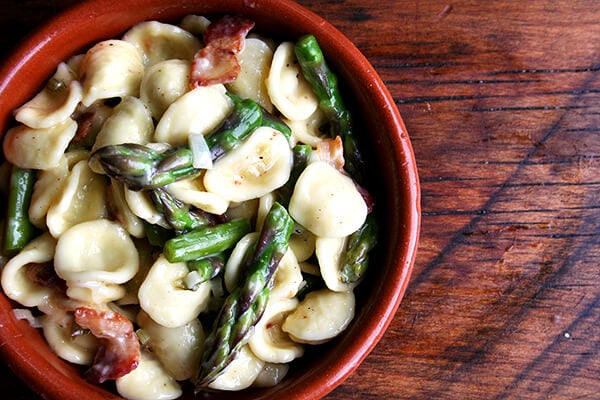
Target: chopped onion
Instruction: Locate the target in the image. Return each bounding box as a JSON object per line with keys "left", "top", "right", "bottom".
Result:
{"left": 183, "top": 270, "right": 204, "bottom": 291}
{"left": 189, "top": 133, "right": 213, "bottom": 169}
{"left": 13, "top": 308, "right": 43, "bottom": 328}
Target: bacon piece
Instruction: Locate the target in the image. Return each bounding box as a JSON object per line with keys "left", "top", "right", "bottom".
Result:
{"left": 74, "top": 307, "right": 140, "bottom": 383}
{"left": 25, "top": 262, "right": 67, "bottom": 293}
{"left": 190, "top": 16, "right": 255, "bottom": 87}
{"left": 316, "top": 136, "right": 345, "bottom": 171}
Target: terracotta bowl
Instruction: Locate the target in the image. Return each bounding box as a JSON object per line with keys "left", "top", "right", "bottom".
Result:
{"left": 0, "top": 0, "right": 420, "bottom": 399}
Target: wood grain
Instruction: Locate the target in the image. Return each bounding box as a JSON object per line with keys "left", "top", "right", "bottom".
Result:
{"left": 0, "top": 1, "right": 599, "bottom": 399}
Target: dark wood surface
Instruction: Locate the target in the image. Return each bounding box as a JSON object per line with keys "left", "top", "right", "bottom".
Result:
{"left": 1, "top": 0, "right": 599, "bottom": 399}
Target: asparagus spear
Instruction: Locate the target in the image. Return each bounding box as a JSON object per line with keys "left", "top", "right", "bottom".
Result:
{"left": 89, "top": 144, "right": 199, "bottom": 191}
{"left": 142, "top": 221, "right": 173, "bottom": 247}
{"left": 339, "top": 214, "right": 378, "bottom": 284}
{"left": 3, "top": 166, "right": 37, "bottom": 253}
{"left": 194, "top": 202, "right": 294, "bottom": 389}
{"left": 260, "top": 106, "right": 292, "bottom": 140}
{"left": 163, "top": 218, "right": 251, "bottom": 263}
{"left": 150, "top": 187, "right": 215, "bottom": 232}
{"left": 204, "top": 93, "right": 263, "bottom": 161}
{"left": 184, "top": 253, "right": 226, "bottom": 290}
{"left": 294, "top": 34, "right": 365, "bottom": 181}
{"left": 276, "top": 144, "right": 312, "bottom": 207}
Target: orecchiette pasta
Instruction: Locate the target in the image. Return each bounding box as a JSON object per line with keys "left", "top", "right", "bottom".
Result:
{"left": 79, "top": 40, "right": 145, "bottom": 107}
{"left": 41, "top": 310, "right": 99, "bottom": 365}
{"left": 166, "top": 177, "right": 229, "bottom": 215}
{"left": 54, "top": 219, "right": 139, "bottom": 303}
{"left": 116, "top": 351, "right": 182, "bottom": 400}
{"left": 266, "top": 41, "right": 318, "bottom": 121}
{"left": 226, "top": 37, "right": 274, "bottom": 112}
{"left": 124, "top": 188, "right": 169, "bottom": 228}
{"left": 138, "top": 255, "right": 211, "bottom": 328}
{"left": 90, "top": 96, "right": 154, "bottom": 154}
{"left": 14, "top": 62, "right": 82, "bottom": 129}
{"left": 252, "top": 363, "right": 289, "bottom": 388}
{"left": 136, "top": 311, "right": 205, "bottom": 381}
{"left": 207, "top": 345, "right": 265, "bottom": 391}
{"left": 282, "top": 289, "right": 356, "bottom": 345}
{"left": 316, "top": 236, "right": 361, "bottom": 292}
{"left": 289, "top": 161, "right": 368, "bottom": 238}
{"left": 140, "top": 59, "right": 192, "bottom": 120}
{"left": 203, "top": 126, "right": 292, "bottom": 202}
{"left": 248, "top": 297, "right": 304, "bottom": 363}
{"left": 46, "top": 159, "right": 108, "bottom": 237}
{"left": 2, "top": 118, "right": 77, "bottom": 170}
{"left": 123, "top": 21, "right": 202, "bottom": 67}
{"left": 106, "top": 181, "right": 146, "bottom": 238}
{"left": 1, "top": 233, "right": 57, "bottom": 307}
{"left": 28, "top": 149, "right": 88, "bottom": 228}
{"left": 154, "top": 84, "right": 232, "bottom": 146}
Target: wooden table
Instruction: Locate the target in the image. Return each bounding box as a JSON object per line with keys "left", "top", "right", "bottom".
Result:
{"left": 1, "top": 0, "right": 599, "bottom": 399}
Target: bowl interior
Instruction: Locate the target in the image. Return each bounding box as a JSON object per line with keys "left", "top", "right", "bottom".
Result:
{"left": 0, "top": 0, "right": 420, "bottom": 399}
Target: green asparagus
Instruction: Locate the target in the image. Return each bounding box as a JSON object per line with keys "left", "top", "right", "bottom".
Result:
{"left": 276, "top": 144, "right": 312, "bottom": 207}
{"left": 184, "top": 253, "right": 226, "bottom": 290}
{"left": 151, "top": 187, "right": 215, "bottom": 232}
{"left": 205, "top": 93, "right": 263, "bottom": 161}
{"left": 142, "top": 221, "right": 173, "bottom": 247}
{"left": 294, "top": 34, "right": 365, "bottom": 181}
{"left": 3, "top": 166, "right": 37, "bottom": 253}
{"left": 260, "top": 106, "right": 292, "bottom": 140}
{"left": 339, "top": 214, "right": 378, "bottom": 284}
{"left": 194, "top": 202, "right": 294, "bottom": 389}
{"left": 89, "top": 144, "right": 199, "bottom": 191}
{"left": 163, "top": 218, "right": 251, "bottom": 263}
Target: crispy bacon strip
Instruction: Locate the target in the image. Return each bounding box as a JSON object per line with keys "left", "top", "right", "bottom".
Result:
{"left": 190, "top": 16, "right": 255, "bottom": 87}
{"left": 74, "top": 307, "right": 140, "bottom": 383}
{"left": 315, "top": 136, "right": 345, "bottom": 171}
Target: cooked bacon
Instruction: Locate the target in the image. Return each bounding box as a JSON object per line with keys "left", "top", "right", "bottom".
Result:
{"left": 25, "top": 262, "right": 67, "bottom": 293}
{"left": 356, "top": 182, "right": 376, "bottom": 214}
{"left": 316, "top": 136, "right": 345, "bottom": 171}
{"left": 74, "top": 307, "right": 140, "bottom": 383}
{"left": 190, "top": 16, "right": 255, "bottom": 87}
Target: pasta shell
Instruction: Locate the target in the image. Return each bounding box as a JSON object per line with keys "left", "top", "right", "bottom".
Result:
{"left": 116, "top": 351, "right": 182, "bottom": 400}
{"left": 226, "top": 37, "right": 274, "bottom": 112}
{"left": 252, "top": 363, "right": 289, "bottom": 388}
{"left": 315, "top": 236, "right": 360, "bottom": 292}
{"left": 154, "top": 84, "right": 232, "bottom": 146}
{"left": 14, "top": 62, "right": 82, "bottom": 129}
{"left": 46, "top": 159, "right": 108, "bottom": 237}
{"left": 80, "top": 40, "right": 144, "bottom": 107}
{"left": 54, "top": 219, "right": 139, "bottom": 285}
{"left": 208, "top": 345, "right": 265, "bottom": 391}
{"left": 140, "top": 59, "right": 191, "bottom": 120}
{"left": 248, "top": 297, "right": 304, "bottom": 364}
{"left": 91, "top": 96, "right": 154, "bottom": 153}
{"left": 41, "top": 311, "right": 99, "bottom": 365}
{"left": 289, "top": 161, "right": 367, "bottom": 238}
{"left": 282, "top": 288, "right": 355, "bottom": 345}
{"left": 0, "top": 233, "right": 57, "bottom": 307}
{"left": 266, "top": 41, "right": 318, "bottom": 121}
{"left": 3, "top": 118, "right": 77, "bottom": 170}
{"left": 137, "top": 311, "right": 204, "bottom": 381}
{"left": 138, "top": 255, "right": 211, "bottom": 328}
{"left": 123, "top": 21, "right": 201, "bottom": 67}
{"left": 203, "top": 127, "right": 292, "bottom": 202}
{"left": 166, "top": 177, "right": 229, "bottom": 215}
